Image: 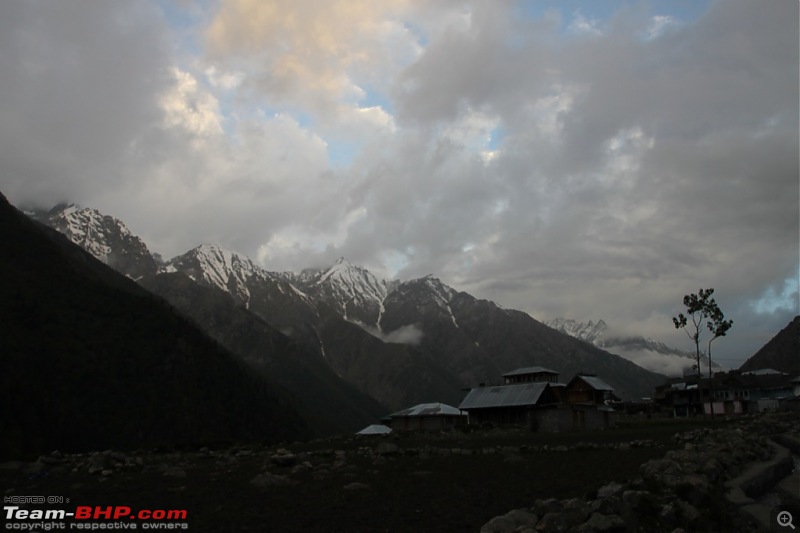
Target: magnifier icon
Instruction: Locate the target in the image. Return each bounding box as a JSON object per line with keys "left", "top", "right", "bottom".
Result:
{"left": 778, "top": 511, "right": 795, "bottom": 529}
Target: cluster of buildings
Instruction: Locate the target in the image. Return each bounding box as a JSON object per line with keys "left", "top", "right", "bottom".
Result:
{"left": 357, "top": 365, "right": 800, "bottom": 435}
{"left": 653, "top": 368, "right": 800, "bottom": 417}
{"left": 359, "top": 367, "right": 619, "bottom": 434}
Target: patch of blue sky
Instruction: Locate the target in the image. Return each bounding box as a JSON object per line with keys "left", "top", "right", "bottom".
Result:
{"left": 382, "top": 250, "right": 411, "bottom": 278}
{"left": 254, "top": 104, "right": 315, "bottom": 130}
{"left": 326, "top": 138, "right": 361, "bottom": 169}
{"left": 216, "top": 96, "right": 237, "bottom": 137}
{"left": 291, "top": 109, "right": 316, "bottom": 130}
{"left": 358, "top": 86, "right": 395, "bottom": 116}
{"left": 402, "top": 21, "right": 429, "bottom": 48}
{"left": 156, "top": 0, "right": 212, "bottom": 57}
{"left": 513, "top": 0, "right": 711, "bottom": 31}
{"left": 751, "top": 275, "right": 800, "bottom": 315}
{"left": 487, "top": 127, "right": 506, "bottom": 151}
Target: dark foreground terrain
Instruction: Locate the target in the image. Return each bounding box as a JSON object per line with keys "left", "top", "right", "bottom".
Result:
{"left": 2, "top": 416, "right": 796, "bottom": 532}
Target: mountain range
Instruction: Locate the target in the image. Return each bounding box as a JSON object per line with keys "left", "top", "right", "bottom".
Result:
{"left": 544, "top": 318, "right": 723, "bottom": 377}
{"left": 6, "top": 195, "right": 796, "bottom": 459}
{"left": 29, "top": 203, "right": 669, "bottom": 416}
{"left": 1, "top": 193, "right": 312, "bottom": 458}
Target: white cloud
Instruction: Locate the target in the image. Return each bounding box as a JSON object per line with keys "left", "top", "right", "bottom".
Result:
{"left": 354, "top": 322, "right": 424, "bottom": 345}
{"left": 0, "top": 0, "right": 796, "bottom": 367}
{"left": 644, "top": 15, "right": 680, "bottom": 41}
{"left": 204, "top": 65, "right": 244, "bottom": 91}
{"left": 568, "top": 11, "right": 603, "bottom": 37}
{"left": 204, "top": 0, "right": 424, "bottom": 114}
{"left": 442, "top": 108, "right": 501, "bottom": 154}
{"left": 160, "top": 68, "right": 224, "bottom": 137}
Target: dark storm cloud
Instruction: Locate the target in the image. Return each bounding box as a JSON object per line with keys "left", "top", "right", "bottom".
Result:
{"left": 0, "top": 1, "right": 172, "bottom": 206}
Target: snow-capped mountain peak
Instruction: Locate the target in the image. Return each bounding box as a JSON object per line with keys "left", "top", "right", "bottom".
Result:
{"left": 44, "top": 204, "right": 128, "bottom": 259}
{"left": 418, "top": 275, "right": 457, "bottom": 307}
{"left": 31, "top": 203, "right": 156, "bottom": 280}
{"left": 546, "top": 317, "right": 608, "bottom": 344}
{"left": 296, "top": 257, "right": 390, "bottom": 323}
{"left": 545, "top": 317, "right": 722, "bottom": 376}
{"left": 163, "top": 244, "right": 276, "bottom": 306}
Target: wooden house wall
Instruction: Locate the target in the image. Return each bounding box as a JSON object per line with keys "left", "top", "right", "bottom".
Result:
{"left": 466, "top": 407, "right": 536, "bottom": 428}
{"left": 390, "top": 415, "right": 464, "bottom": 431}
{"left": 533, "top": 407, "right": 615, "bottom": 432}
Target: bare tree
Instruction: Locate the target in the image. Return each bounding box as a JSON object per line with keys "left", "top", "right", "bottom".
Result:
{"left": 672, "top": 288, "right": 733, "bottom": 417}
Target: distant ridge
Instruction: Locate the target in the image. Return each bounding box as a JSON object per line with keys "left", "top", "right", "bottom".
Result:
{"left": 545, "top": 317, "right": 720, "bottom": 376}
{"left": 739, "top": 316, "right": 800, "bottom": 374}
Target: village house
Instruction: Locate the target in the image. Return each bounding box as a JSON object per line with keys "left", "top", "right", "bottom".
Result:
{"left": 565, "top": 374, "right": 618, "bottom": 405}
{"left": 653, "top": 376, "right": 705, "bottom": 417}
{"left": 383, "top": 402, "right": 466, "bottom": 431}
{"left": 503, "top": 366, "right": 560, "bottom": 384}
{"left": 458, "top": 381, "right": 560, "bottom": 427}
{"left": 459, "top": 368, "right": 618, "bottom": 432}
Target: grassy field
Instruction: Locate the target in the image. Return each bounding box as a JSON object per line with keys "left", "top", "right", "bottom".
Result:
{"left": 1, "top": 417, "right": 734, "bottom": 532}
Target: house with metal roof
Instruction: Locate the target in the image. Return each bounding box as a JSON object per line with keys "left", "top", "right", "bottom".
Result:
{"left": 503, "top": 367, "right": 560, "bottom": 384}
{"left": 458, "top": 382, "right": 560, "bottom": 427}
{"left": 565, "top": 374, "right": 618, "bottom": 405}
{"left": 384, "top": 403, "right": 466, "bottom": 431}
{"left": 356, "top": 424, "right": 392, "bottom": 435}
{"left": 458, "top": 369, "right": 620, "bottom": 432}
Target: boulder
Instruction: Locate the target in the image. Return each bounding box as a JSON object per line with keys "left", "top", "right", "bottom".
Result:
{"left": 375, "top": 442, "right": 401, "bottom": 456}
{"left": 342, "top": 482, "right": 370, "bottom": 490}
{"left": 163, "top": 467, "right": 187, "bottom": 478}
{"left": 270, "top": 453, "right": 298, "bottom": 467}
{"left": 574, "top": 513, "right": 626, "bottom": 533}
{"left": 480, "top": 510, "right": 538, "bottom": 533}
{"left": 535, "top": 511, "right": 583, "bottom": 532}
{"left": 250, "top": 472, "right": 295, "bottom": 487}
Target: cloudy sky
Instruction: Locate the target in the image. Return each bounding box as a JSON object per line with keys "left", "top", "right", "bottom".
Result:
{"left": 2, "top": 0, "right": 797, "bottom": 366}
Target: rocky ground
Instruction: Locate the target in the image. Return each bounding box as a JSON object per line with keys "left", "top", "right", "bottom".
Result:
{"left": 481, "top": 412, "right": 800, "bottom": 532}
{"left": 2, "top": 414, "right": 798, "bottom": 532}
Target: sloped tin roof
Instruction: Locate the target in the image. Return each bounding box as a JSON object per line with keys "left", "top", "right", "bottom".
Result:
{"left": 577, "top": 375, "right": 614, "bottom": 391}
{"left": 458, "top": 382, "right": 551, "bottom": 410}
{"left": 388, "top": 402, "right": 463, "bottom": 418}
{"left": 357, "top": 424, "right": 392, "bottom": 435}
{"left": 503, "top": 366, "right": 559, "bottom": 377}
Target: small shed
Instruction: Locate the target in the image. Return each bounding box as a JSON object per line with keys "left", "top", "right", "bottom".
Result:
{"left": 356, "top": 424, "right": 392, "bottom": 435}
{"left": 385, "top": 403, "right": 465, "bottom": 431}
{"left": 458, "top": 382, "right": 559, "bottom": 427}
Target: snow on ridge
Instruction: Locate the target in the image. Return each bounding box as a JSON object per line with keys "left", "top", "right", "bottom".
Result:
{"left": 176, "top": 244, "right": 268, "bottom": 301}
{"left": 316, "top": 257, "right": 390, "bottom": 305}
{"left": 47, "top": 204, "right": 142, "bottom": 263}
{"left": 421, "top": 275, "right": 456, "bottom": 306}
{"left": 546, "top": 317, "right": 607, "bottom": 343}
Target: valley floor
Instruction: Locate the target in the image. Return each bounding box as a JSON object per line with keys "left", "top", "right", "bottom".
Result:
{"left": 0, "top": 418, "right": 766, "bottom": 532}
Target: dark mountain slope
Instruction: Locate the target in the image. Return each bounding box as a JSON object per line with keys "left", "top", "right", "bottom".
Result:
{"left": 312, "top": 311, "right": 466, "bottom": 410}
{"left": 0, "top": 192, "right": 311, "bottom": 459}
{"left": 141, "top": 272, "right": 387, "bottom": 434}
{"left": 380, "top": 279, "right": 665, "bottom": 399}
{"left": 739, "top": 316, "right": 800, "bottom": 374}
